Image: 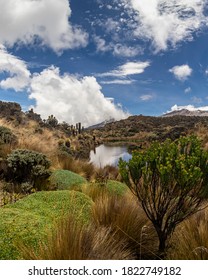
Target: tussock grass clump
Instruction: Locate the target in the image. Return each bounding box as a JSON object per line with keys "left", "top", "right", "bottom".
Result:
{"left": 91, "top": 192, "right": 158, "bottom": 259}
{"left": 19, "top": 189, "right": 158, "bottom": 260}
{"left": 21, "top": 215, "right": 134, "bottom": 260}
{"left": 57, "top": 153, "right": 95, "bottom": 180}
{"left": 81, "top": 183, "right": 108, "bottom": 201}
{"left": 94, "top": 165, "right": 119, "bottom": 183}
{"left": 81, "top": 180, "right": 128, "bottom": 202}
{"left": 168, "top": 206, "right": 208, "bottom": 260}
{"left": 57, "top": 154, "right": 120, "bottom": 182}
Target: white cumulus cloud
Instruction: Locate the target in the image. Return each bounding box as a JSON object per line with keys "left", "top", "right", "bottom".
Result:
{"left": 169, "top": 64, "right": 192, "bottom": 81}
{"left": 0, "top": 46, "right": 129, "bottom": 126}
{"left": 94, "top": 35, "right": 141, "bottom": 57}
{"left": 0, "top": 0, "right": 88, "bottom": 53}
{"left": 113, "top": 44, "right": 142, "bottom": 57}
{"left": 29, "top": 66, "right": 129, "bottom": 127}
{"left": 93, "top": 36, "right": 112, "bottom": 53}
{"left": 123, "top": 0, "right": 207, "bottom": 52}
{"left": 0, "top": 44, "right": 31, "bottom": 91}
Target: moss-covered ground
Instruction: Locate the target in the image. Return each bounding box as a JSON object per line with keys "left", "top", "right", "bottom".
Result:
{"left": 0, "top": 190, "right": 93, "bottom": 259}
{"left": 106, "top": 180, "right": 128, "bottom": 196}
{"left": 49, "top": 169, "right": 87, "bottom": 190}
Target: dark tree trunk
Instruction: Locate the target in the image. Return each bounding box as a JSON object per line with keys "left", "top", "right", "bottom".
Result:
{"left": 156, "top": 229, "right": 168, "bottom": 259}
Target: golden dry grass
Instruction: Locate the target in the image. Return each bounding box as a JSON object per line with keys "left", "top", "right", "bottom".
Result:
{"left": 19, "top": 189, "right": 159, "bottom": 260}
{"left": 192, "top": 123, "right": 208, "bottom": 150}
{"left": 168, "top": 204, "right": 208, "bottom": 260}
{"left": 81, "top": 183, "right": 108, "bottom": 201}
{"left": 20, "top": 215, "right": 134, "bottom": 260}
{"left": 57, "top": 154, "right": 95, "bottom": 179}
{"left": 91, "top": 191, "right": 159, "bottom": 259}
{"left": 0, "top": 118, "right": 68, "bottom": 166}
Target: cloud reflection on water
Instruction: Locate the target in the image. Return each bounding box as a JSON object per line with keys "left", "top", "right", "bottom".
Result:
{"left": 90, "top": 144, "right": 132, "bottom": 168}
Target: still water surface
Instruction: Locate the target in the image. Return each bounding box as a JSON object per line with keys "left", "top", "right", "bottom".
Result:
{"left": 89, "top": 144, "right": 132, "bottom": 168}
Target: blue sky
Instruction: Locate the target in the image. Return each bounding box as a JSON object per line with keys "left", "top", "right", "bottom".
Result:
{"left": 0, "top": 0, "right": 208, "bottom": 126}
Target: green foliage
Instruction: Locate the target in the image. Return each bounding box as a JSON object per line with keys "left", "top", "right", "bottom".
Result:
{"left": 119, "top": 136, "right": 208, "bottom": 256}
{"left": 6, "top": 149, "right": 51, "bottom": 190}
{"left": 120, "top": 136, "right": 208, "bottom": 193}
{"left": 106, "top": 180, "right": 128, "bottom": 196}
{"left": 0, "top": 190, "right": 93, "bottom": 259}
{"left": 49, "top": 169, "right": 87, "bottom": 191}
{"left": 0, "top": 126, "right": 17, "bottom": 145}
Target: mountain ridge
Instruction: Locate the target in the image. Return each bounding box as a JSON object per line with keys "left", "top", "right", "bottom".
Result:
{"left": 162, "top": 109, "right": 208, "bottom": 117}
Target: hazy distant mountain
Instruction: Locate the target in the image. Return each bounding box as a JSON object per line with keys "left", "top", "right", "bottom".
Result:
{"left": 86, "top": 118, "right": 115, "bottom": 129}
{"left": 162, "top": 109, "right": 208, "bottom": 117}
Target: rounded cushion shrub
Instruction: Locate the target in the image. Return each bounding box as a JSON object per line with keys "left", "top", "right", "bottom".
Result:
{"left": 6, "top": 149, "right": 51, "bottom": 190}
{"left": 49, "top": 169, "right": 87, "bottom": 191}
{"left": 0, "top": 126, "right": 17, "bottom": 145}
{"left": 0, "top": 190, "right": 93, "bottom": 259}
{"left": 106, "top": 180, "right": 128, "bottom": 196}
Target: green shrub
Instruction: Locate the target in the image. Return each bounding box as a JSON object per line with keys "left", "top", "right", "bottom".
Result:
{"left": 0, "top": 126, "right": 17, "bottom": 145}
{"left": 49, "top": 169, "right": 87, "bottom": 191}
{"left": 6, "top": 149, "right": 51, "bottom": 190}
{"left": 119, "top": 136, "right": 208, "bottom": 257}
{"left": 0, "top": 190, "right": 93, "bottom": 259}
{"left": 106, "top": 180, "right": 128, "bottom": 196}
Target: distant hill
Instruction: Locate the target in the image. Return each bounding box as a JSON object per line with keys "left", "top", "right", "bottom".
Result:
{"left": 91, "top": 114, "right": 208, "bottom": 144}
{"left": 162, "top": 109, "right": 208, "bottom": 117}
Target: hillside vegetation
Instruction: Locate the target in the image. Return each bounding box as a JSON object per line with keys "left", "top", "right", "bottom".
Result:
{"left": 1, "top": 101, "right": 208, "bottom": 260}
{"left": 91, "top": 114, "right": 208, "bottom": 150}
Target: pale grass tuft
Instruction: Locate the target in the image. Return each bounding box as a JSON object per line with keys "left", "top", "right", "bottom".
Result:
{"left": 81, "top": 183, "right": 109, "bottom": 201}
{"left": 20, "top": 215, "right": 134, "bottom": 260}
{"left": 0, "top": 118, "right": 66, "bottom": 165}
{"left": 57, "top": 154, "right": 94, "bottom": 179}
{"left": 168, "top": 204, "right": 208, "bottom": 260}
{"left": 91, "top": 191, "right": 158, "bottom": 259}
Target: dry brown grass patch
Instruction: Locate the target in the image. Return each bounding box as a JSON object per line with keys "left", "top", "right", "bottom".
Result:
{"left": 168, "top": 204, "right": 208, "bottom": 260}
{"left": 57, "top": 154, "right": 95, "bottom": 179}
{"left": 92, "top": 192, "right": 158, "bottom": 259}
{"left": 20, "top": 215, "right": 134, "bottom": 260}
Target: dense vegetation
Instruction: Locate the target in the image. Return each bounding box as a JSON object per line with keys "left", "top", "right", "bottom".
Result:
{"left": 0, "top": 191, "right": 93, "bottom": 259}
{"left": 92, "top": 114, "right": 208, "bottom": 146}
{"left": 1, "top": 101, "right": 208, "bottom": 260}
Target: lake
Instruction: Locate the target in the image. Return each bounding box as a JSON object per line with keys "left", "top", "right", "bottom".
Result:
{"left": 89, "top": 144, "right": 132, "bottom": 168}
